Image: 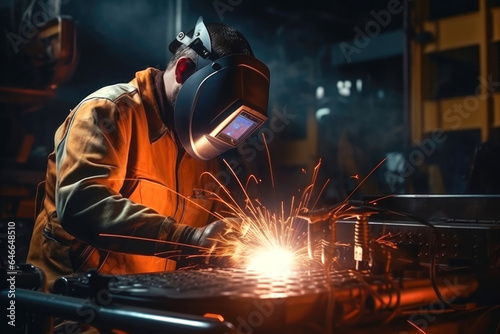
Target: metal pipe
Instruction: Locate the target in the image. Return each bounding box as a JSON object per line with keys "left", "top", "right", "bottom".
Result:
{"left": 1, "top": 288, "right": 236, "bottom": 334}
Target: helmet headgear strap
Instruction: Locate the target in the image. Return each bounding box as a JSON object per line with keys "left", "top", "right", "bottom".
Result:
{"left": 174, "top": 17, "right": 214, "bottom": 69}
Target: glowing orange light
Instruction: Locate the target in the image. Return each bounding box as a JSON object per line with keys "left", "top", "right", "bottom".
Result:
{"left": 203, "top": 313, "right": 225, "bottom": 322}
{"left": 247, "top": 247, "right": 295, "bottom": 277}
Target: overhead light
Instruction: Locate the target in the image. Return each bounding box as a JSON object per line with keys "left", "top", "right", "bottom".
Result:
{"left": 316, "top": 108, "right": 331, "bottom": 121}
{"left": 316, "top": 86, "right": 325, "bottom": 100}
{"left": 337, "top": 80, "right": 351, "bottom": 97}
{"left": 356, "top": 79, "right": 363, "bottom": 92}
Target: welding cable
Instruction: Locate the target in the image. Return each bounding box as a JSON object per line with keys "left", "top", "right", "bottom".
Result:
{"left": 372, "top": 251, "right": 403, "bottom": 324}
{"left": 323, "top": 268, "right": 371, "bottom": 331}
{"left": 372, "top": 245, "right": 403, "bottom": 321}
{"left": 387, "top": 210, "right": 470, "bottom": 312}
{"left": 338, "top": 270, "right": 369, "bottom": 325}
{"left": 342, "top": 282, "right": 368, "bottom": 324}
{"left": 352, "top": 270, "right": 398, "bottom": 320}
{"left": 353, "top": 271, "right": 385, "bottom": 307}
{"left": 336, "top": 201, "right": 472, "bottom": 311}
{"left": 355, "top": 271, "right": 400, "bottom": 323}
{"left": 353, "top": 202, "right": 472, "bottom": 311}
{"left": 381, "top": 273, "right": 402, "bottom": 324}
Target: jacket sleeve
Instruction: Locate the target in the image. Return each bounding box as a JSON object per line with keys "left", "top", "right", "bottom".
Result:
{"left": 55, "top": 97, "right": 187, "bottom": 254}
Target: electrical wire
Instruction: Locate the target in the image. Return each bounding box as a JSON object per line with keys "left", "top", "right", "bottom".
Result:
{"left": 381, "top": 273, "right": 401, "bottom": 324}
{"left": 333, "top": 201, "right": 476, "bottom": 319}
{"left": 347, "top": 201, "right": 473, "bottom": 311}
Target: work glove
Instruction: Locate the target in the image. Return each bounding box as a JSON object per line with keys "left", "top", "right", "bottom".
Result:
{"left": 159, "top": 217, "right": 240, "bottom": 268}
{"left": 178, "top": 219, "right": 228, "bottom": 249}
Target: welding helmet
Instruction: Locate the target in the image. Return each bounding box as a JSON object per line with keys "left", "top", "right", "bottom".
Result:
{"left": 169, "top": 17, "right": 270, "bottom": 160}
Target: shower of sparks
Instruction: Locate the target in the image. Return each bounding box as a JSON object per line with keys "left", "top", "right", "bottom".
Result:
{"left": 97, "top": 158, "right": 387, "bottom": 277}
{"left": 406, "top": 320, "right": 428, "bottom": 334}
{"left": 344, "top": 158, "right": 386, "bottom": 202}
{"left": 262, "top": 132, "right": 275, "bottom": 188}
{"left": 211, "top": 201, "right": 312, "bottom": 273}
{"left": 202, "top": 158, "right": 389, "bottom": 274}
{"left": 201, "top": 160, "right": 329, "bottom": 273}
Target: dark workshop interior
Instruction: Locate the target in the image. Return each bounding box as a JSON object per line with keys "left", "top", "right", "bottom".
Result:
{"left": 1, "top": 0, "right": 500, "bottom": 333}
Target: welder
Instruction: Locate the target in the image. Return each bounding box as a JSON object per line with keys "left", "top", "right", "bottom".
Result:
{"left": 27, "top": 17, "right": 270, "bottom": 289}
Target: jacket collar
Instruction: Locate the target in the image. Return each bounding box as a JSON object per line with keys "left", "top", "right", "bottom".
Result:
{"left": 130, "top": 68, "right": 169, "bottom": 143}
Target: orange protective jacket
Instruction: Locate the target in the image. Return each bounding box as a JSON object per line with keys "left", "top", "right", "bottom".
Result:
{"left": 27, "top": 68, "right": 220, "bottom": 288}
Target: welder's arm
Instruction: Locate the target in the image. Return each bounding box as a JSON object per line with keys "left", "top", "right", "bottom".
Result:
{"left": 54, "top": 98, "right": 218, "bottom": 254}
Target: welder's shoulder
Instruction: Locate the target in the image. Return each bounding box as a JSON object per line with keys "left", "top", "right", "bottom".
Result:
{"left": 67, "top": 83, "right": 144, "bottom": 125}
{"left": 82, "top": 83, "right": 139, "bottom": 106}
{"left": 55, "top": 83, "right": 141, "bottom": 143}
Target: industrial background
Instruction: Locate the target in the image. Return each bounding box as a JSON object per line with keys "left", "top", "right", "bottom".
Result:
{"left": 1, "top": 1, "right": 500, "bottom": 333}
{"left": 2, "top": 0, "right": 500, "bottom": 259}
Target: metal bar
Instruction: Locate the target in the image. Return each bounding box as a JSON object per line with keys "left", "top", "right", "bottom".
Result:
{"left": 1, "top": 289, "right": 235, "bottom": 334}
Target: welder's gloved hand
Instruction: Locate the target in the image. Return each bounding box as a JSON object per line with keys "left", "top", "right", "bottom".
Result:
{"left": 178, "top": 220, "right": 228, "bottom": 249}
{"left": 168, "top": 218, "right": 241, "bottom": 269}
